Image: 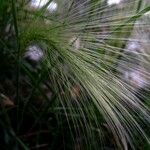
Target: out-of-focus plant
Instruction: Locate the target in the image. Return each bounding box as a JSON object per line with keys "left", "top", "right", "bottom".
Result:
{"left": 0, "top": 0, "right": 150, "bottom": 149}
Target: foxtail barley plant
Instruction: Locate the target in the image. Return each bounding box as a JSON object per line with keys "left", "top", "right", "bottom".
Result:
{"left": 0, "top": 0, "right": 150, "bottom": 149}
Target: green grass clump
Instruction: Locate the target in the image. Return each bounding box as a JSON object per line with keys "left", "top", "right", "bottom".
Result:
{"left": 0, "top": 0, "right": 150, "bottom": 149}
